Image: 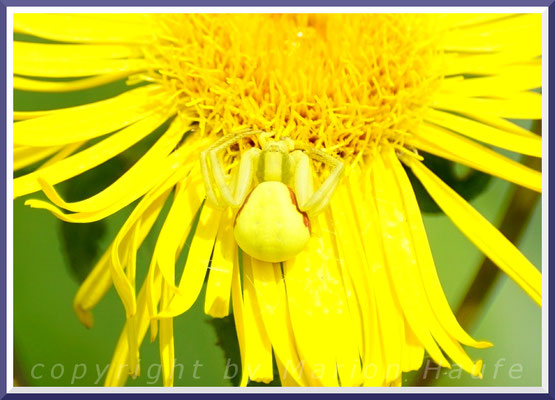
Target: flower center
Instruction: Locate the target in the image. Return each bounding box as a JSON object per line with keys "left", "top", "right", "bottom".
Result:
{"left": 144, "top": 14, "right": 444, "bottom": 166}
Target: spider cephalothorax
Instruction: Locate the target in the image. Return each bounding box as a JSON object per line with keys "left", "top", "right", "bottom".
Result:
{"left": 200, "top": 129, "right": 344, "bottom": 263}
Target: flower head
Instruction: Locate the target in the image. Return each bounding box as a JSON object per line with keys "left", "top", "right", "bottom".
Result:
{"left": 14, "top": 13, "right": 542, "bottom": 387}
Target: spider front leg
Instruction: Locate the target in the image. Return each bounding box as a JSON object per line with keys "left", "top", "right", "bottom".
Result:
{"left": 200, "top": 129, "right": 262, "bottom": 209}
{"left": 293, "top": 146, "right": 345, "bottom": 216}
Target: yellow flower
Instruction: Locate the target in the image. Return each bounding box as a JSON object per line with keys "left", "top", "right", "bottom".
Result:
{"left": 13, "top": 13, "right": 542, "bottom": 387}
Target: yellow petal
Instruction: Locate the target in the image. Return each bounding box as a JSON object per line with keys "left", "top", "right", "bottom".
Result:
{"left": 14, "top": 145, "right": 61, "bottom": 171}
{"left": 433, "top": 91, "right": 542, "bottom": 120}
{"left": 155, "top": 171, "right": 204, "bottom": 298}
{"left": 441, "top": 14, "right": 541, "bottom": 53}
{"left": 412, "top": 123, "right": 541, "bottom": 193}
{"left": 438, "top": 13, "right": 513, "bottom": 29}
{"left": 283, "top": 222, "right": 339, "bottom": 386}
{"left": 248, "top": 258, "right": 309, "bottom": 386}
{"left": 424, "top": 109, "right": 541, "bottom": 157}
{"left": 323, "top": 210, "right": 365, "bottom": 369}
{"left": 16, "top": 58, "right": 147, "bottom": 78}
{"left": 25, "top": 137, "right": 196, "bottom": 226}
{"left": 204, "top": 208, "right": 236, "bottom": 318}
{"left": 333, "top": 177, "right": 395, "bottom": 385}
{"left": 38, "top": 141, "right": 86, "bottom": 169}
{"left": 13, "top": 109, "right": 57, "bottom": 120}
{"left": 14, "top": 41, "right": 147, "bottom": 77}
{"left": 374, "top": 151, "right": 484, "bottom": 376}
{"left": 276, "top": 358, "right": 301, "bottom": 387}
{"left": 15, "top": 41, "right": 143, "bottom": 60}
{"left": 285, "top": 213, "right": 363, "bottom": 386}
{"left": 14, "top": 111, "right": 169, "bottom": 198}
{"left": 14, "top": 13, "right": 153, "bottom": 44}
{"left": 146, "top": 258, "right": 161, "bottom": 343}
{"left": 35, "top": 118, "right": 192, "bottom": 213}
{"left": 316, "top": 214, "right": 364, "bottom": 386}
{"left": 159, "top": 288, "right": 175, "bottom": 387}
{"left": 73, "top": 248, "right": 114, "bottom": 329}
{"left": 386, "top": 148, "right": 492, "bottom": 350}
{"left": 126, "top": 224, "right": 140, "bottom": 377}
{"left": 73, "top": 191, "right": 167, "bottom": 328}
{"left": 110, "top": 182, "right": 177, "bottom": 319}
{"left": 230, "top": 251, "right": 249, "bottom": 387}
{"left": 14, "top": 73, "right": 135, "bottom": 92}
{"left": 405, "top": 157, "right": 542, "bottom": 306}
{"left": 370, "top": 155, "right": 452, "bottom": 370}
{"left": 403, "top": 325, "right": 425, "bottom": 372}
{"left": 104, "top": 270, "right": 162, "bottom": 387}
{"left": 126, "top": 313, "right": 140, "bottom": 378}
{"left": 14, "top": 85, "right": 164, "bottom": 147}
{"left": 110, "top": 167, "right": 201, "bottom": 322}
{"left": 441, "top": 64, "right": 541, "bottom": 97}
{"left": 24, "top": 138, "right": 202, "bottom": 225}
{"left": 242, "top": 255, "right": 274, "bottom": 384}
{"left": 445, "top": 53, "right": 540, "bottom": 76}
{"left": 156, "top": 203, "right": 222, "bottom": 317}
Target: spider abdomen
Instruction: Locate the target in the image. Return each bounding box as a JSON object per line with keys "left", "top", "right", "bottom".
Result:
{"left": 233, "top": 181, "right": 311, "bottom": 263}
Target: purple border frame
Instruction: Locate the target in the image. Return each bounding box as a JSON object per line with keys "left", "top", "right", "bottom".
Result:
{"left": 0, "top": 0, "right": 552, "bottom": 5}
{"left": 1, "top": 1, "right": 553, "bottom": 398}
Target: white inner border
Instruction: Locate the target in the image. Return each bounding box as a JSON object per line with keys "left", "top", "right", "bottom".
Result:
{"left": 5, "top": 6, "right": 549, "bottom": 394}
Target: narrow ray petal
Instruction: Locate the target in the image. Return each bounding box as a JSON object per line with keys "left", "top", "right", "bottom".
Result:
{"left": 16, "top": 58, "right": 148, "bottom": 78}
{"left": 385, "top": 148, "right": 492, "bottom": 350}
{"left": 35, "top": 121, "right": 193, "bottom": 213}
{"left": 156, "top": 201, "right": 222, "bottom": 317}
{"left": 73, "top": 190, "right": 168, "bottom": 328}
{"left": 15, "top": 42, "right": 143, "bottom": 61}
{"left": 412, "top": 123, "right": 541, "bottom": 193}
{"left": 242, "top": 255, "right": 274, "bottom": 384}
{"left": 24, "top": 144, "right": 191, "bottom": 224}
{"left": 14, "top": 73, "right": 136, "bottom": 93}
{"left": 14, "top": 145, "right": 61, "bottom": 171}
{"left": 126, "top": 224, "right": 140, "bottom": 376}
{"left": 405, "top": 157, "right": 542, "bottom": 306}
{"left": 14, "top": 112, "right": 169, "bottom": 198}
{"left": 230, "top": 252, "right": 250, "bottom": 387}
{"left": 283, "top": 224, "right": 340, "bottom": 386}
{"left": 14, "top": 13, "right": 153, "bottom": 43}
{"left": 317, "top": 214, "right": 364, "bottom": 386}
{"left": 374, "top": 152, "right": 485, "bottom": 376}
{"left": 433, "top": 92, "right": 542, "bottom": 120}
{"left": 205, "top": 208, "right": 236, "bottom": 318}
{"left": 445, "top": 53, "right": 540, "bottom": 76}
{"left": 441, "top": 65, "right": 541, "bottom": 97}
{"left": 440, "top": 14, "right": 541, "bottom": 53}
{"left": 104, "top": 271, "right": 162, "bottom": 387}
{"left": 424, "top": 109, "right": 541, "bottom": 157}
{"left": 371, "top": 155, "right": 453, "bottom": 370}
{"left": 14, "top": 85, "right": 163, "bottom": 147}
{"left": 248, "top": 258, "right": 309, "bottom": 386}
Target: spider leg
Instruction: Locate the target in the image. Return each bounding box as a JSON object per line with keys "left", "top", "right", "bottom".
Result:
{"left": 200, "top": 128, "right": 262, "bottom": 209}
{"left": 295, "top": 144, "right": 344, "bottom": 216}
{"left": 290, "top": 150, "right": 314, "bottom": 207}
{"left": 232, "top": 147, "right": 261, "bottom": 205}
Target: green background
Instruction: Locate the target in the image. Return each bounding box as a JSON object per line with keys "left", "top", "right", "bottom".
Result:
{"left": 13, "top": 63, "right": 542, "bottom": 387}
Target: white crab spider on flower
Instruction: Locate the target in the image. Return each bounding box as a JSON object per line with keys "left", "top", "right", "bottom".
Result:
{"left": 200, "top": 129, "right": 345, "bottom": 263}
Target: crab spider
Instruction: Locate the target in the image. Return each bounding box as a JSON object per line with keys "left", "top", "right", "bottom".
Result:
{"left": 200, "top": 129, "right": 344, "bottom": 263}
